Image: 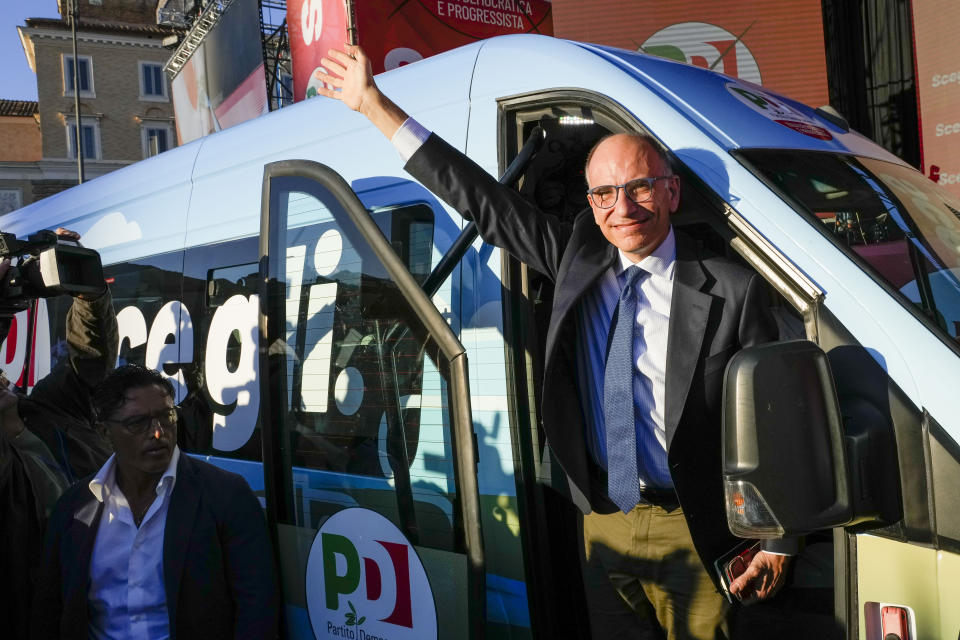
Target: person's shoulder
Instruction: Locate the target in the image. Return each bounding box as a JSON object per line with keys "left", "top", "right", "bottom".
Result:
{"left": 47, "top": 472, "right": 99, "bottom": 527}
{"left": 177, "top": 455, "right": 261, "bottom": 520}
{"left": 59, "top": 471, "right": 96, "bottom": 502}
{"left": 178, "top": 455, "right": 255, "bottom": 500}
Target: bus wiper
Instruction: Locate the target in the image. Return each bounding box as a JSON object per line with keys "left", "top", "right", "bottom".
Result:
{"left": 419, "top": 123, "right": 546, "bottom": 298}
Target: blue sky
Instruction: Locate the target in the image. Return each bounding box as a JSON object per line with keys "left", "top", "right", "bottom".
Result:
{"left": 2, "top": 0, "right": 64, "bottom": 100}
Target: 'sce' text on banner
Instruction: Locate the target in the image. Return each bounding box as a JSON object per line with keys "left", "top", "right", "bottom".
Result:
{"left": 912, "top": 0, "right": 960, "bottom": 193}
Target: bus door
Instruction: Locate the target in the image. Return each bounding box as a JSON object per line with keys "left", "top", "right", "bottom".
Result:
{"left": 258, "top": 160, "right": 484, "bottom": 640}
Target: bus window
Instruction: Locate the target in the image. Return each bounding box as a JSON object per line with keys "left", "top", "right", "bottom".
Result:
{"left": 371, "top": 203, "right": 434, "bottom": 285}
{"left": 182, "top": 238, "right": 261, "bottom": 460}
{"left": 207, "top": 262, "right": 259, "bottom": 308}
{"left": 737, "top": 150, "right": 960, "bottom": 346}
{"left": 104, "top": 253, "right": 184, "bottom": 372}
{"left": 264, "top": 176, "right": 455, "bottom": 548}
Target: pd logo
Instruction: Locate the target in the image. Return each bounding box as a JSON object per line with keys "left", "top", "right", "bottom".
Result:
{"left": 642, "top": 22, "right": 761, "bottom": 85}
{"left": 725, "top": 80, "right": 833, "bottom": 141}
{"left": 306, "top": 508, "right": 437, "bottom": 639}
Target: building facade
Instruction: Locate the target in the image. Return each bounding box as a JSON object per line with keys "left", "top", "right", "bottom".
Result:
{"left": 0, "top": 100, "right": 43, "bottom": 214}
{"left": 14, "top": 1, "right": 178, "bottom": 204}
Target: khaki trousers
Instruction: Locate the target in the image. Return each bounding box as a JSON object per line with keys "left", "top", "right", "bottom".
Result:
{"left": 582, "top": 504, "right": 729, "bottom": 640}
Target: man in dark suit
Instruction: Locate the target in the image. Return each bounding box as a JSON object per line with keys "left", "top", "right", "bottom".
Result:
{"left": 318, "top": 45, "right": 793, "bottom": 639}
{"left": 32, "top": 365, "right": 278, "bottom": 640}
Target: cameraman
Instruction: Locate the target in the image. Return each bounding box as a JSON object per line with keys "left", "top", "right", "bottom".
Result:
{"left": 0, "top": 228, "right": 117, "bottom": 640}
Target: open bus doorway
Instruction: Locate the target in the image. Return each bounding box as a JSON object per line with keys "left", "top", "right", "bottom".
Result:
{"left": 496, "top": 92, "right": 836, "bottom": 639}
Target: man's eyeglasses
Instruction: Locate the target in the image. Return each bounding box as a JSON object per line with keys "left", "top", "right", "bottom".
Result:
{"left": 586, "top": 176, "right": 673, "bottom": 209}
{"left": 105, "top": 408, "right": 178, "bottom": 435}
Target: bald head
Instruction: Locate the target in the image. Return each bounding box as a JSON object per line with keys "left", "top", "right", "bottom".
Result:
{"left": 585, "top": 132, "right": 672, "bottom": 180}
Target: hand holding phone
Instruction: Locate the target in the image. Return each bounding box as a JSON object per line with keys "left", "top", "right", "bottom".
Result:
{"left": 714, "top": 541, "right": 760, "bottom": 604}
{"left": 727, "top": 548, "right": 791, "bottom": 604}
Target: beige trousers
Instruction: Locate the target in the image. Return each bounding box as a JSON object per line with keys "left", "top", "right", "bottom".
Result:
{"left": 582, "top": 504, "right": 729, "bottom": 640}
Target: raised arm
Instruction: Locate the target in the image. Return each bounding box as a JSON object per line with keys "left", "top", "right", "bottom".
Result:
{"left": 316, "top": 45, "right": 571, "bottom": 280}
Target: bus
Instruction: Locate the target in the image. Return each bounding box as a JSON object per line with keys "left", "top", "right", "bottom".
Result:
{"left": 4, "top": 34, "right": 959, "bottom": 640}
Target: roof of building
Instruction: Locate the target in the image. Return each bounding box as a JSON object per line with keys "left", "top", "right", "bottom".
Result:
{"left": 24, "top": 17, "right": 179, "bottom": 37}
{"left": 0, "top": 100, "right": 39, "bottom": 117}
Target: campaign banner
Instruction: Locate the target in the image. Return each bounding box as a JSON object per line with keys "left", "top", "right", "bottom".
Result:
{"left": 551, "top": 0, "right": 829, "bottom": 109}
{"left": 287, "top": 0, "right": 348, "bottom": 102}
{"left": 911, "top": 0, "right": 960, "bottom": 194}
{"left": 170, "top": 0, "right": 268, "bottom": 144}
{"left": 287, "top": 0, "right": 553, "bottom": 102}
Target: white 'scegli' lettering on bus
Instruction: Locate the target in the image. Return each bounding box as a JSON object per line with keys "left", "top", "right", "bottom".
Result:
{"left": 145, "top": 300, "right": 194, "bottom": 403}
{"left": 116, "top": 305, "right": 148, "bottom": 362}
{"left": 115, "top": 296, "right": 261, "bottom": 451}
{"left": 206, "top": 294, "right": 260, "bottom": 451}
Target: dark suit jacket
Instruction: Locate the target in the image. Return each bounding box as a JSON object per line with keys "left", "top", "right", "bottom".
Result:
{"left": 32, "top": 454, "right": 279, "bottom": 640}
{"left": 406, "top": 133, "right": 780, "bottom": 574}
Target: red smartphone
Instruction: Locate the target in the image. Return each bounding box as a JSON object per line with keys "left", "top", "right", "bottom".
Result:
{"left": 724, "top": 544, "right": 759, "bottom": 584}
{"left": 714, "top": 540, "right": 760, "bottom": 603}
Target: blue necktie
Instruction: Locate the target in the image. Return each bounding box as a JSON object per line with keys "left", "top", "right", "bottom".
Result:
{"left": 605, "top": 266, "right": 645, "bottom": 513}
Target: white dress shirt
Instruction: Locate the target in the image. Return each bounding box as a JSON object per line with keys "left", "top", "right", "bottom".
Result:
{"left": 87, "top": 446, "right": 180, "bottom": 640}
{"left": 577, "top": 229, "right": 677, "bottom": 489}
{"left": 392, "top": 117, "right": 431, "bottom": 161}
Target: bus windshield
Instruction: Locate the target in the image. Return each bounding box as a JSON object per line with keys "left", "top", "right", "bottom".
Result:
{"left": 738, "top": 150, "right": 960, "bottom": 344}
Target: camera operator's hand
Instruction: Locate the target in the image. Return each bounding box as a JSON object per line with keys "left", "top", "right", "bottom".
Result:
{"left": 54, "top": 228, "right": 81, "bottom": 243}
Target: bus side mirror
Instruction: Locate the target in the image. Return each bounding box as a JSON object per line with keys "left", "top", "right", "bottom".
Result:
{"left": 722, "top": 340, "right": 853, "bottom": 538}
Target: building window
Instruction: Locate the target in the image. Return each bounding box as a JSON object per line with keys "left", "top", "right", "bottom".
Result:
{"left": 63, "top": 55, "right": 94, "bottom": 97}
{"left": 65, "top": 118, "right": 100, "bottom": 160}
{"left": 0, "top": 189, "right": 23, "bottom": 215}
{"left": 141, "top": 124, "right": 174, "bottom": 158}
{"left": 139, "top": 62, "right": 168, "bottom": 100}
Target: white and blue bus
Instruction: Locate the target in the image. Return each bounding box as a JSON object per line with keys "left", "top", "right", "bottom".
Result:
{"left": 5, "top": 35, "right": 960, "bottom": 640}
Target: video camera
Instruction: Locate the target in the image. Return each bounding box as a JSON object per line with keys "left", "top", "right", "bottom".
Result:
{"left": 0, "top": 230, "right": 104, "bottom": 318}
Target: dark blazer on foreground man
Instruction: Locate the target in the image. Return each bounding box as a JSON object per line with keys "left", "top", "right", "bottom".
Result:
{"left": 32, "top": 453, "right": 279, "bottom": 640}
{"left": 405, "top": 132, "right": 782, "bottom": 578}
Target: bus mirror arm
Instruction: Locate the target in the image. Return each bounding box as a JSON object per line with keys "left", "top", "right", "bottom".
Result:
{"left": 419, "top": 124, "right": 545, "bottom": 299}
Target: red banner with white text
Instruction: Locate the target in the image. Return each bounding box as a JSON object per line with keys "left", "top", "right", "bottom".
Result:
{"left": 287, "top": 0, "right": 553, "bottom": 102}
